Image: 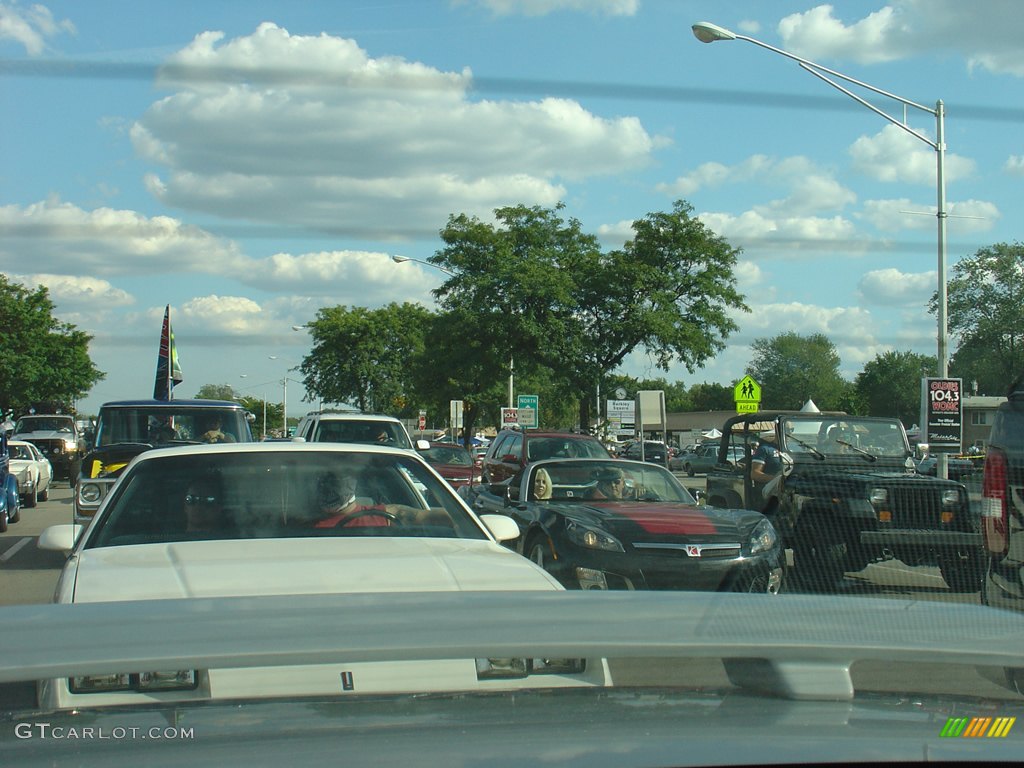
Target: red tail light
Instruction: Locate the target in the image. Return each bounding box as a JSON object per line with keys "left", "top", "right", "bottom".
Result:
{"left": 981, "top": 447, "right": 1009, "bottom": 556}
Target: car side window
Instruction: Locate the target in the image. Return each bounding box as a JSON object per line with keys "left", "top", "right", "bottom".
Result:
{"left": 505, "top": 433, "right": 523, "bottom": 460}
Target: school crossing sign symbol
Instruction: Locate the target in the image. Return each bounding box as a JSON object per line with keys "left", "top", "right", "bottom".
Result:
{"left": 734, "top": 375, "right": 762, "bottom": 414}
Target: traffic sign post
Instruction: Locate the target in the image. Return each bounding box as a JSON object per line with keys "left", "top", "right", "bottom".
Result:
{"left": 517, "top": 394, "right": 538, "bottom": 429}
{"left": 733, "top": 375, "right": 762, "bottom": 414}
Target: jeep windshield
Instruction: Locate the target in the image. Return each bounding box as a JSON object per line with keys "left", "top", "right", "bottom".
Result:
{"left": 14, "top": 417, "right": 73, "bottom": 433}
{"left": 94, "top": 407, "right": 252, "bottom": 447}
{"left": 780, "top": 417, "right": 910, "bottom": 459}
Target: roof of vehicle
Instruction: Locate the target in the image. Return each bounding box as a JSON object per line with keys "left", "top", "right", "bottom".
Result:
{"left": 305, "top": 412, "right": 403, "bottom": 422}
{"left": 98, "top": 399, "right": 248, "bottom": 408}
{"left": 495, "top": 429, "right": 601, "bottom": 439}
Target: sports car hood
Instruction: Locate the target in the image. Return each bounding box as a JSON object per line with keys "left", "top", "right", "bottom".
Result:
{"left": 69, "top": 538, "right": 561, "bottom": 603}
{"left": 554, "top": 502, "right": 764, "bottom": 542}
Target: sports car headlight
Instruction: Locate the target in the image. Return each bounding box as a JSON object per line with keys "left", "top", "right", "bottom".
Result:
{"left": 748, "top": 519, "right": 778, "bottom": 555}
{"left": 79, "top": 483, "right": 102, "bottom": 505}
{"left": 565, "top": 520, "right": 624, "bottom": 552}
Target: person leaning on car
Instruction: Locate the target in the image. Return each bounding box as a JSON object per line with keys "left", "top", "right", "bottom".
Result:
{"left": 311, "top": 471, "right": 451, "bottom": 528}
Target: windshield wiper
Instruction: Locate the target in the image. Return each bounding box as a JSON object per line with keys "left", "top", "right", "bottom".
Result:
{"left": 835, "top": 440, "right": 878, "bottom": 462}
{"left": 785, "top": 435, "right": 825, "bottom": 460}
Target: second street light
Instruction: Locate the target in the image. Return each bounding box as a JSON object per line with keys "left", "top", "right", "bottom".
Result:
{"left": 692, "top": 20, "right": 950, "bottom": 478}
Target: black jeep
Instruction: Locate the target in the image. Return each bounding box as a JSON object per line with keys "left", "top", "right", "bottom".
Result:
{"left": 705, "top": 411, "right": 983, "bottom": 591}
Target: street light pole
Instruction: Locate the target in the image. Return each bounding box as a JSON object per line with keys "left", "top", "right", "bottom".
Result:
{"left": 692, "top": 20, "right": 949, "bottom": 477}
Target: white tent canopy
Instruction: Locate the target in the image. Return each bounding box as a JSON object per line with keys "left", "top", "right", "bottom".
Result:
{"left": 800, "top": 399, "right": 820, "bottom": 413}
{"left": 701, "top": 428, "right": 722, "bottom": 440}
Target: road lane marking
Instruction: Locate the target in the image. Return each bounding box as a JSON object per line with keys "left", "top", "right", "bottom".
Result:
{"left": 0, "top": 537, "right": 32, "bottom": 562}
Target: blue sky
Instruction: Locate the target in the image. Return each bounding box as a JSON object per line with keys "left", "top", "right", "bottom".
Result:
{"left": 2, "top": 0, "right": 1022, "bottom": 416}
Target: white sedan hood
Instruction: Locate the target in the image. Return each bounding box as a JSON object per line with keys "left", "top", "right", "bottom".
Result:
{"left": 70, "top": 537, "right": 561, "bottom": 603}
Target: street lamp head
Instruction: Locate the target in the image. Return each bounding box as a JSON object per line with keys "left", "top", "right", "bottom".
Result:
{"left": 391, "top": 255, "right": 410, "bottom": 264}
{"left": 692, "top": 21, "right": 737, "bottom": 43}
{"left": 291, "top": 325, "right": 307, "bottom": 331}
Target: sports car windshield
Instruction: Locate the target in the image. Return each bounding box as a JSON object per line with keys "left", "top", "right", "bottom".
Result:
{"left": 531, "top": 461, "right": 697, "bottom": 504}
{"left": 86, "top": 450, "right": 488, "bottom": 547}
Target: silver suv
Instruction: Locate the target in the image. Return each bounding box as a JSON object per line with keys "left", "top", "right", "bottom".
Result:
{"left": 981, "top": 372, "right": 1024, "bottom": 612}
{"left": 294, "top": 412, "right": 428, "bottom": 451}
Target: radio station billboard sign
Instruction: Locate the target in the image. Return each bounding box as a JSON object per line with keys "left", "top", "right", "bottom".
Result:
{"left": 920, "top": 377, "right": 963, "bottom": 453}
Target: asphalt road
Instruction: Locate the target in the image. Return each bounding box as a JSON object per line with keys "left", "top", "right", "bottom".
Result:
{"left": 1, "top": 480, "right": 1017, "bottom": 709}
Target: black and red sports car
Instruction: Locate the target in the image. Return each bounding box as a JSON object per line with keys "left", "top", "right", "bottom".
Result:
{"left": 464, "top": 458, "right": 784, "bottom": 593}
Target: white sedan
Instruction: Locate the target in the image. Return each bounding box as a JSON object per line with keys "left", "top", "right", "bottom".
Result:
{"left": 8, "top": 439, "right": 52, "bottom": 508}
{"left": 37, "top": 442, "right": 610, "bottom": 709}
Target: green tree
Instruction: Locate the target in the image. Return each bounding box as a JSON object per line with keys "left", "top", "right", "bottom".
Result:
{"left": 856, "top": 350, "right": 936, "bottom": 424}
{"left": 687, "top": 381, "right": 735, "bottom": 411}
{"left": 748, "top": 332, "right": 851, "bottom": 411}
{"left": 431, "top": 201, "right": 748, "bottom": 430}
{"left": 235, "top": 395, "right": 282, "bottom": 439}
{"left": 0, "top": 275, "right": 105, "bottom": 414}
{"left": 299, "top": 302, "right": 432, "bottom": 414}
{"left": 195, "top": 383, "right": 238, "bottom": 401}
{"left": 935, "top": 242, "right": 1024, "bottom": 394}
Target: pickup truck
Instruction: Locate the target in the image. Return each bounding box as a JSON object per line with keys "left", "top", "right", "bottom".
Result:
{"left": 705, "top": 411, "right": 983, "bottom": 592}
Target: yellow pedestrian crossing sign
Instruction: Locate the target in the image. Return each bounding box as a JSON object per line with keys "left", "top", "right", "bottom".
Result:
{"left": 734, "top": 375, "right": 761, "bottom": 414}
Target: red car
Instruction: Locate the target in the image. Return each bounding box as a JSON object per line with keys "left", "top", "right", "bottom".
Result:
{"left": 418, "top": 441, "right": 482, "bottom": 488}
{"left": 482, "top": 429, "right": 610, "bottom": 483}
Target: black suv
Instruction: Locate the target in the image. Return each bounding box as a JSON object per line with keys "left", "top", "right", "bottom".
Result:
{"left": 981, "top": 373, "right": 1024, "bottom": 612}
{"left": 706, "top": 411, "right": 982, "bottom": 591}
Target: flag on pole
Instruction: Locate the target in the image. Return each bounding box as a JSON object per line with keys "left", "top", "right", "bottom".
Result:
{"left": 153, "top": 305, "right": 184, "bottom": 400}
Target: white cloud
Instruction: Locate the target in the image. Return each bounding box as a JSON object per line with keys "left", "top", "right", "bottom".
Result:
{"left": 0, "top": 199, "right": 248, "bottom": 277}
{"left": 663, "top": 155, "right": 854, "bottom": 217}
{"left": 1006, "top": 156, "right": 1024, "bottom": 175}
{"left": 857, "top": 267, "right": 935, "bottom": 306}
{"left": 777, "top": 4, "right": 904, "bottom": 65}
{"left": 849, "top": 124, "right": 975, "bottom": 186}
{"left": 778, "top": 1, "right": 1024, "bottom": 77}
{"left": 658, "top": 155, "right": 773, "bottom": 197}
{"left": 454, "top": 0, "right": 638, "bottom": 16}
{"left": 7, "top": 274, "right": 135, "bottom": 310}
{"left": 132, "top": 24, "right": 655, "bottom": 236}
{"left": 860, "top": 197, "right": 998, "bottom": 234}
{"left": 697, "top": 209, "right": 858, "bottom": 253}
{"left": 0, "top": 199, "right": 441, "bottom": 306}
{"left": 0, "top": 1, "right": 75, "bottom": 55}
